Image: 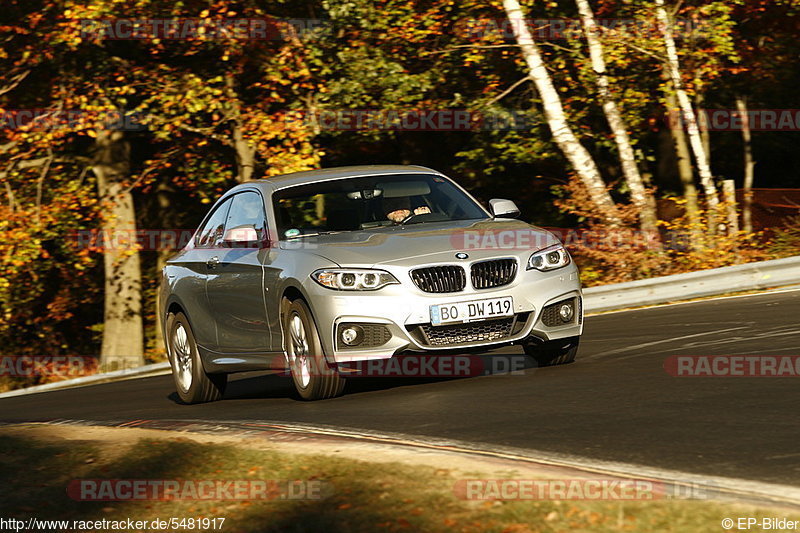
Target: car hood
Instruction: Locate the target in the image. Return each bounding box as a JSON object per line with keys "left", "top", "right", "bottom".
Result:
{"left": 279, "top": 218, "right": 559, "bottom": 268}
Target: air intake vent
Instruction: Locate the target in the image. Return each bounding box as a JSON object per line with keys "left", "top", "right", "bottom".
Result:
{"left": 410, "top": 266, "right": 466, "bottom": 293}
{"left": 471, "top": 258, "right": 517, "bottom": 289}
{"left": 420, "top": 318, "right": 514, "bottom": 346}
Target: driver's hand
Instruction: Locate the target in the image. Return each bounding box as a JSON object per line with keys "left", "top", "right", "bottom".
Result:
{"left": 413, "top": 206, "right": 431, "bottom": 215}
{"left": 387, "top": 209, "right": 411, "bottom": 223}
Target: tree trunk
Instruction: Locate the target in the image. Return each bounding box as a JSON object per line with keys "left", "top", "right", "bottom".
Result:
{"left": 226, "top": 73, "right": 255, "bottom": 183}
{"left": 665, "top": 90, "right": 701, "bottom": 212}
{"left": 723, "top": 179, "right": 740, "bottom": 238}
{"left": 695, "top": 92, "right": 711, "bottom": 161}
{"left": 655, "top": 0, "right": 720, "bottom": 220}
{"left": 153, "top": 180, "right": 174, "bottom": 357}
{"left": 232, "top": 120, "right": 255, "bottom": 183}
{"left": 736, "top": 95, "right": 755, "bottom": 233}
{"left": 575, "top": 0, "right": 658, "bottom": 235}
{"left": 664, "top": 88, "right": 703, "bottom": 247}
{"left": 502, "top": 0, "right": 622, "bottom": 226}
{"left": 92, "top": 130, "right": 144, "bottom": 371}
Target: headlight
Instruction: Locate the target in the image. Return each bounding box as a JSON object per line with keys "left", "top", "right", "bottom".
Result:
{"left": 527, "top": 244, "right": 570, "bottom": 271}
{"left": 311, "top": 269, "right": 399, "bottom": 291}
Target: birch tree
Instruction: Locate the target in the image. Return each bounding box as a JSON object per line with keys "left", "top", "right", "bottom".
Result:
{"left": 655, "top": 0, "right": 721, "bottom": 218}
{"left": 502, "top": 0, "right": 622, "bottom": 226}
{"left": 575, "top": 0, "right": 658, "bottom": 234}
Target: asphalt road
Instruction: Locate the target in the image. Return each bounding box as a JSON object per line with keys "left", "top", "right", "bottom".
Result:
{"left": 2, "top": 290, "right": 799, "bottom": 485}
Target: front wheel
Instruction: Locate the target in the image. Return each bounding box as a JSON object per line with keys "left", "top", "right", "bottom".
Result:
{"left": 523, "top": 336, "right": 580, "bottom": 367}
{"left": 283, "top": 298, "right": 345, "bottom": 400}
{"left": 166, "top": 311, "right": 227, "bottom": 404}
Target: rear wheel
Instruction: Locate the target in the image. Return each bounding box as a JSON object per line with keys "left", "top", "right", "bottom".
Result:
{"left": 523, "top": 336, "right": 580, "bottom": 367}
{"left": 166, "top": 312, "right": 227, "bottom": 404}
{"left": 283, "top": 298, "right": 345, "bottom": 400}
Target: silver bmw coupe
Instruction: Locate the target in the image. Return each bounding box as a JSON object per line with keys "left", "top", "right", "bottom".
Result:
{"left": 160, "top": 165, "right": 583, "bottom": 402}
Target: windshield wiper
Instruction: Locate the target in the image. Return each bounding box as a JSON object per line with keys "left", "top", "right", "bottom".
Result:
{"left": 286, "top": 230, "right": 343, "bottom": 239}
{"left": 360, "top": 220, "right": 394, "bottom": 229}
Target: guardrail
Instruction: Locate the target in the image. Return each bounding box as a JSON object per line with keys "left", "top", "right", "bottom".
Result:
{"left": 0, "top": 362, "right": 171, "bottom": 400}
{"left": 2, "top": 256, "right": 798, "bottom": 398}
{"left": 583, "top": 255, "right": 800, "bottom": 313}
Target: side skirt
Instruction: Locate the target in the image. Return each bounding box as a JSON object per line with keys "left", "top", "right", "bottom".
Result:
{"left": 197, "top": 345, "right": 287, "bottom": 374}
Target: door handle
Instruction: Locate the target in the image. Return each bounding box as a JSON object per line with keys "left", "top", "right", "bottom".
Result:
{"left": 207, "top": 256, "right": 220, "bottom": 269}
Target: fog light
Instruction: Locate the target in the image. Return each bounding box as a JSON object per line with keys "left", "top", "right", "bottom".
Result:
{"left": 341, "top": 325, "right": 364, "bottom": 346}
{"left": 558, "top": 303, "right": 574, "bottom": 322}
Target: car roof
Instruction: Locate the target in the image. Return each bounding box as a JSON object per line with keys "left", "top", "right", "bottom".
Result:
{"left": 243, "top": 165, "right": 442, "bottom": 192}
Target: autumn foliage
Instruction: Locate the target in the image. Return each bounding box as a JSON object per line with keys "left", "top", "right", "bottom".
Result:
{"left": 0, "top": 0, "right": 798, "bottom": 373}
{"left": 553, "top": 178, "right": 785, "bottom": 286}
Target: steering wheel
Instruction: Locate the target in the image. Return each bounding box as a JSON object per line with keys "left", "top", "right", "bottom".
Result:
{"left": 400, "top": 211, "right": 433, "bottom": 226}
{"left": 400, "top": 212, "right": 424, "bottom": 225}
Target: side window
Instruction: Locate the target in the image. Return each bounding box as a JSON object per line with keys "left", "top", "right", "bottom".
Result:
{"left": 195, "top": 198, "right": 232, "bottom": 248}
{"left": 225, "top": 191, "right": 267, "bottom": 242}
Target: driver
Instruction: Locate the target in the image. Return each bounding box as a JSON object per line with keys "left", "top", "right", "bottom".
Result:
{"left": 384, "top": 197, "right": 431, "bottom": 223}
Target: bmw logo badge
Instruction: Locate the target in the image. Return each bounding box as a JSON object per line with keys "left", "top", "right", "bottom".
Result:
{"left": 455, "top": 252, "right": 469, "bottom": 259}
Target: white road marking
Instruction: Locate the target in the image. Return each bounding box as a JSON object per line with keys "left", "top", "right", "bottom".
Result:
{"left": 583, "top": 326, "right": 750, "bottom": 360}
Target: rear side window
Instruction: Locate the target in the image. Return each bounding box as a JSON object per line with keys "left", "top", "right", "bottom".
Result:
{"left": 195, "top": 198, "right": 232, "bottom": 248}
{"left": 225, "top": 191, "right": 268, "bottom": 241}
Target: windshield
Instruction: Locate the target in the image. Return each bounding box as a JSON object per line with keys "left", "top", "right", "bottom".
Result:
{"left": 272, "top": 173, "right": 489, "bottom": 239}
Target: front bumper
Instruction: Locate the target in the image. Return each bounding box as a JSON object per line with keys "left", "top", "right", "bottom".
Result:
{"left": 303, "top": 262, "right": 583, "bottom": 363}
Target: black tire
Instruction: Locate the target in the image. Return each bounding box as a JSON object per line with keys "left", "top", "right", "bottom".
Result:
{"left": 166, "top": 311, "right": 227, "bottom": 404}
{"left": 524, "top": 336, "right": 580, "bottom": 367}
{"left": 282, "top": 298, "right": 345, "bottom": 400}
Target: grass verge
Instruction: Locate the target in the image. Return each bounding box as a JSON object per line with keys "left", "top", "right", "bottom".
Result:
{"left": 0, "top": 431, "right": 796, "bottom": 532}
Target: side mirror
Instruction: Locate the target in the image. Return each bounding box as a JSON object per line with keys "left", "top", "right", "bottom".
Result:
{"left": 489, "top": 199, "right": 520, "bottom": 219}
{"left": 223, "top": 225, "right": 269, "bottom": 248}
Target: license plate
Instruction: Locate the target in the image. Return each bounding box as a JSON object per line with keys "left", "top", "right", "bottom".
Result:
{"left": 430, "top": 296, "right": 514, "bottom": 326}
